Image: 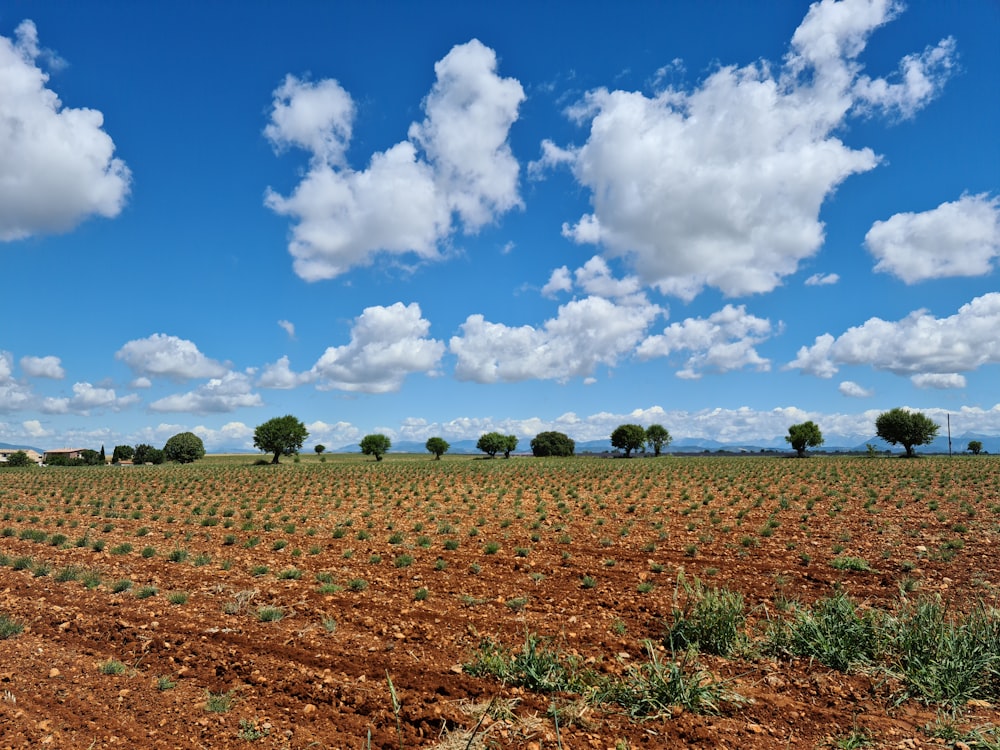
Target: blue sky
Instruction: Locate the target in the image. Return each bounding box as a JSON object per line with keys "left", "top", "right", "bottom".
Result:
{"left": 1, "top": 0, "right": 998, "bottom": 452}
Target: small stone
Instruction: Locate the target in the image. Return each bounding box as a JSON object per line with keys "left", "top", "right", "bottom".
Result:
{"left": 303, "top": 704, "right": 317, "bottom": 715}
{"left": 48, "top": 668, "right": 60, "bottom": 678}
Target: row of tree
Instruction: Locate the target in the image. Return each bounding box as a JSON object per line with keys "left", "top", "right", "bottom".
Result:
{"left": 785, "top": 408, "right": 954, "bottom": 458}
{"left": 1, "top": 407, "right": 975, "bottom": 471}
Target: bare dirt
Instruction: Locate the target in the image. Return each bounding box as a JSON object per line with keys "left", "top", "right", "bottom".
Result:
{"left": 0, "top": 455, "right": 998, "bottom": 749}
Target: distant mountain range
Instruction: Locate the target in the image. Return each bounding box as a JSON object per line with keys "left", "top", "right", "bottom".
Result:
{"left": 0, "top": 442, "right": 44, "bottom": 454}
{"left": 6, "top": 433, "right": 995, "bottom": 460}
{"left": 332, "top": 432, "right": 998, "bottom": 456}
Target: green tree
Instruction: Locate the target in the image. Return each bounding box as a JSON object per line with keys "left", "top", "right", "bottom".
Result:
{"left": 645, "top": 424, "right": 672, "bottom": 457}
{"left": 611, "top": 424, "right": 647, "bottom": 457}
{"left": 4, "top": 451, "right": 34, "bottom": 468}
{"left": 163, "top": 432, "right": 206, "bottom": 464}
{"left": 314, "top": 444, "right": 326, "bottom": 455}
{"left": 967, "top": 440, "right": 983, "bottom": 455}
{"left": 80, "top": 449, "right": 104, "bottom": 466}
{"left": 425, "top": 437, "right": 449, "bottom": 460}
{"left": 133, "top": 444, "right": 164, "bottom": 465}
{"left": 875, "top": 408, "right": 940, "bottom": 458}
{"left": 111, "top": 445, "right": 134, "bottom": 464}
{"left": 360, "top": 433, "right": 391, "bottom": 461}
{"left": 785, "top": 421, "right": 824, "bottom": 458}
{"left": 530, "top": 431, "right": 575, "bottom": 457}
{"left": 253, "top": 415, "right": 309, "bottom": 464}
{"left": 476, "top": 431, "right": 507, "bottom": 458}
{"left": 502, "top": 434, "right": 518, "bottom": 459}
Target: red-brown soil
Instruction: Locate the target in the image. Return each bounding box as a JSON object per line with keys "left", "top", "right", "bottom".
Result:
{"left": 0, "top": 455, "right": 997, "bottom": 749}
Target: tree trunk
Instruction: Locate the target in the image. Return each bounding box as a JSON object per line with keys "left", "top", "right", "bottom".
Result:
{"left": 272, "top": 452, "right": 280, "bottom": 464}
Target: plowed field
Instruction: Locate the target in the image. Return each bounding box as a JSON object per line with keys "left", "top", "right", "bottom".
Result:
{"left": 0, "top": 455, "right": 998, "bottom": 749}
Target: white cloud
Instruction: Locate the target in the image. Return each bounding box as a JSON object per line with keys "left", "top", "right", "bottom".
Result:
{"left": 278, "top": 319, "right": 296, "bottom": 338}
{"left": 637, "top": 304, "right": 775, "bottom": 379}
{"left": 310, "top": 302, "right": 444, "bottom": 393}
{"left": 264, "top": 75, "right": 355, "bottom": 165}
{"left": 191, "top": 421, "right": 255, "bottom": 451}
{"left": 116, "top": 333, "right": 229, "bottom": 380}
{"left": 911, "top": 373, "right": 966, "bottom": 390}
{"left": 149, "top": 371, "right": 263, "bottom": 414}
{"left": 787, "top": 292, "right": 1000, "bottom": 379}
{"left": 541, "top": 265, "right": 573, "bottom": 297}
{"left": 839, "top": 380, "right": 873, "bottom": 398}
{"left": 130, "top": 377, "right": 152, "bottom": 389}
{"left": 805, "top": 272, "right": 839, "bottom": 286}
{"left": 265, "top": 39, "right": 524, "bottom": 281}
{"left": 41, "top": 382, "right": 139, "bottom": 415}
{"left": 0, "top": 351, "right": 34, "bottom": 411}
{"left": 258, "top": 355, "right": 311, "bottom": 390}
{"left": 786, "top": 333, "right": 838, "bottom": 378}
{"left": 0, "top": 20, "right": 130, "bottom": 241}
{"left": 451, "top": 295, "right": 661, "bottom": 383}
{"left": 22, "top": 419, "right": 49, "bottom": 438}
{"left": 535, "top": 0, "right": 954, "bottom": 299}
{"left": 866, "top": 194, "right": 1000, "bottom": 283}
{"left": 306, "top": 420, "right": 361, "bottom": 446}
{"left": 20, "top": 355, "right": 64, "bottom": 379}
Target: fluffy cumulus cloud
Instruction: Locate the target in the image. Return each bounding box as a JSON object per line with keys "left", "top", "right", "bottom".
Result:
{"left": 116, "top": 334, "right": 229, "bottom": 381}
{"left": 787, "top": 292, "right": 1000, "bottom": 380}
{"left": 839, "top": 380, "right": 873, "bottom": 398}
{"left": 40, "top": 382, "right": 139, "bottom": 415}
{"left": 20, "top": 355, "right": 64, "bottom": 379}
{"left": 265, "top": 39, "right": 524, "bottom": 281}
{"left": 0, "top": 351, "right": 33, "bottom": 411}
{"left": 637, "top": 305, "right": 776, "bottom": 379}
{"left": 451, "top": 294, "right": 661, "bottom": 383}
{"left": 533, "top": 0, "right": 954, "bottom": 299}
{"left": 865, "top": 194, "right": 1000, "bottom": 283}
{"left": 0, "top": 20, "right": 130, "bottom": 241}
{"left": 257, "top": 355, "right": 310, "bottom": 390}
{"left": 310, "top": 303, "right": 444, "bottom": 393}
{"left": 149, "top": 371, "right": 263, "bottom": 414}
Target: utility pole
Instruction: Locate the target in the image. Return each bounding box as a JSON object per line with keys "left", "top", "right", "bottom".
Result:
{"left": 947, "top": 413, "right": 952, "bottom": 457}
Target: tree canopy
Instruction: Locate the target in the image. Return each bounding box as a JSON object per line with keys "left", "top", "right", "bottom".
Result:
{"left": 4, "top": 450, "right": 34, "bottom": 468}
{"left": 425, "top": 437, "right": 449, "bottom": 460}
{"left": 111, "top": 445, "right": 134, "bottom": 464}
{"left": 314, "top": 444, "right": 326, "bottom": 455}
{"left": 163, "top": 432, "right": 205, "bottom": 463}
{"left": 360, "top": 433, "right": 391, "bottom": 461}
{"left": 611, "top": 424, "right": 647, "bottom": 457}
{"left": 967, "top": 440, "right": 983, "bottom": 455}
{"left": 253, "top": 414, "right": 309, "bottom": 464}
{"left": 530, "top": 431, "right": 575, "bottom": 457}
{"left": 645, "top": 424, "right": 672, "bottom": 457}
{"left": 785, "top": 421, "right": 824, "bottom": 457}
{"left": 476, "top": 431, "right": 508, "bottom": 458}
{"left": 133, "top": 444, "right": 164, "bottom": 465}
{"left": 502, "top": 434, "right": 518, "bottom": 459}
{"left": 875, "top": 408, "right": 939, "bottom": 457}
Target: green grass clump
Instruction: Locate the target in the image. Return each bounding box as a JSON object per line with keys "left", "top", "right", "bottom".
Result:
{"left": 664, "top": 574, "right": 746, "bottom": 657}
{"left": 598, "top": 643, "right": 736, "bottom": 717}
{"left": 99, "top": 658, "right": 128, "bottom": 675}
{"left": 887, "top": 596, "right": 1000, "bottom": 706}
{"left": 763, "top": 591, "right": 879, "bottom": 672}
{"left": 0, "top": 614, "right": 24, "bottom": 639}
{"left": 830, "top": 556, "right": 873, "bottom": 572}
{"left": 257, "top": 605, "right": 284, "bottom": 622}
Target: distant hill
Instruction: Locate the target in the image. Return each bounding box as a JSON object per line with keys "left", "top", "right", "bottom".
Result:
{"left": 323, "top": 432, "right": 999, "bottom": 457}
{"left": 0, "top": 442, "right": 43, "bottom": 454}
